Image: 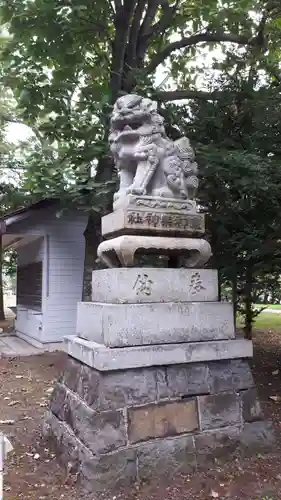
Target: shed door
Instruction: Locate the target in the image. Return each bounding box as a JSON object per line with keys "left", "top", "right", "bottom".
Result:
{"left": 17, "top": 261, "right": 43, "bottom": 311}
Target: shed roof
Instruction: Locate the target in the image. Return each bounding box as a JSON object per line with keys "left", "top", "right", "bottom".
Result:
{"left": 0, "top": 198, "right": 60, "bottom": 232}
{"left": 0, "top": 198, "right": 61, "bottom": 249}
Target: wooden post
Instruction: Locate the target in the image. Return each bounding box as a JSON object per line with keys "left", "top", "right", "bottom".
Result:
{"left": 0, "top": 223, "right": 6, "bottom": 323}
{"left": 0, "top": 433, "right": 4, "bottom": 500}
{"left": 0, "top": 432, "right": 13, "bottom": 499}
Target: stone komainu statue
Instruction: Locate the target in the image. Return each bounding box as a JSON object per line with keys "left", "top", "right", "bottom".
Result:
{"left": 109, "top": 94, "right": 199, "bottom": 206}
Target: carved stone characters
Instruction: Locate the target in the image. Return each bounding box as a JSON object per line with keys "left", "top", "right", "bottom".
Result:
{"left": 109, "top": 94, "right": 199, "bottom": 209}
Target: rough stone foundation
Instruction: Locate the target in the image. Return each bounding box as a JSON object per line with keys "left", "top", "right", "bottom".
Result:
{"left": 44, "top": 355, "right": 274, "bottom": 492}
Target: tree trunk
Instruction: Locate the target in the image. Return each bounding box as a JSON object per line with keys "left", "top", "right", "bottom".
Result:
{"left": 271, "top": 285, "right": 276, "bottom": 304}
{"left": 263, "top": 294, "right": 269, "bottom": 304}
{"left": 217, "top": 269, "right": 222, "bottom": 302}
{"left": 231, "top": 268, "right": 237, "bottom": 330}
{"left": 0, "top": 235, "right": 5, "bottom": 321}
{"left": 82, "top": 212, "right": 102, "bottom": 301}
{"left": 244, "top": 265, "right": 253, "bottom": 339}
{"left": 82, "top": 148, "right": 115, "bottom": 300}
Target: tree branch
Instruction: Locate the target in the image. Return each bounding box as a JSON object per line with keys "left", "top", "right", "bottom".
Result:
{"left": 156, "top": 89, "right": 227, "bottom": 101}
{"left": 145, "top": 32, "right": 259, "bottom": 74}
{"left": 109, "top": 0, "right": 138, "bottom": 102}
{"left": 145, "top": 0, "right": 180, "bottom": 40}
{"left": 139, "top": 0, "right": 159, "bottom": 38}
{"left": 157, "top": 106, "right": 183, "bottom": 140}
{"left": 252, "top": 0, "right": 281, "bottom": 51}
{"left": 252, "top": 5, "right": 270, "bottom": 50}
{"left": 113, "top": 0, "right": 122, "bottom": 10}
{"left": 125, "top": 0, "right": 147, "bottom": 70}
{"left": 136, "top": 0, "right": 160, "bottom": 63}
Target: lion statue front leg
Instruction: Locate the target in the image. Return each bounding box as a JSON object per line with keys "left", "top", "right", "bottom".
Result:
{"left": 127, "top": 143, "right": 160, "bottom": 196}
{"left": 114, "top": 161, "right": 135, "bottom": 202}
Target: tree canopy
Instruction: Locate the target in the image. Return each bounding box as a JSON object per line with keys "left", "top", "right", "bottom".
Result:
{"left": 2, "top": 0, "right": 280, "bottom": 197}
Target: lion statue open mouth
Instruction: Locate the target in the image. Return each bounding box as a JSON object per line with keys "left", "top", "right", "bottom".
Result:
{"left": 109, "top": 94, "right": 199, "bottom": 206}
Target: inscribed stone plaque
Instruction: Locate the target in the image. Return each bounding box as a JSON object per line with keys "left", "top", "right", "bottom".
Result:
{"left": 101, "top": 208, "right": 205, "bottom": 238}
{"left": 91, "top": 268, "right": 218, "bottom": 303}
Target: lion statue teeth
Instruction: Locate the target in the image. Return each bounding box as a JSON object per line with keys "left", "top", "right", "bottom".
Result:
{"left": 109, "top": 94, "right": 199, "bottom": 206}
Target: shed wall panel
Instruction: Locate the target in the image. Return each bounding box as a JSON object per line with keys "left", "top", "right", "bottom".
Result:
{"left": 41, "top": 211, "right": 87, "bottom": 342}
{"left": 13, "top": 208, "right": 88, "bottom": 344}
{"left": 15, "top": 238, "right": 45, "bottom": 341}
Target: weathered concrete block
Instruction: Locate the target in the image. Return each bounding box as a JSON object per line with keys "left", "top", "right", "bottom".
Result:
{"left": 208, "top": 359, "right": 255, "bottom": 394}
{"left": 77, "top": 364, "right": 100, "bottom": 409}
{"left": 195, "top": 425, "right": 241, "bottom": 466}
{"left": 44, "top": 411, "right": 137, "bottom": 492}
{"left": 99, "top": 368, "right": 159, "bottom": 410}
{"left": 62, "top": 355, "right": 162, "bottom": 410}
{"left": 239, "top": 421, "right": 276, "bottom": 455}
{"left": 60, "top": 356, "right": 82, "bottom": 392}
{"left": 198, "top": 393, "right": 241, "bottom": 430}
{"left": 128, "top": 400, "right": 198, "bottom": 443}
{"left": 50, "top": 383, "right": 68, "bottom": 420}
{"left": 51, "top": 384, "right": 127, "bottom": 454}
{"left": 44, "top": 410, "right": 80, "bottom": 467}
{"left": 77, "top": 301, "right": 235, "bottom": 347}
{"left": 158, "top": 364, "right": 211, "bottom": 399}
{"left": 67, "top": 403, "right": 127, "bottom": 455}
{"left": 64, "top": 336, "right": 253, "bottom": 371}
{"left": 241, "top": 388, "right": 263, "bottom": 422}
{"left": 62, "top": 358, "right": 100, "bottom": 409}
{"left": 81, "top": 447, "right": 137, "bottom": 492}
{"left": 91, "top": 268, "right": 218, "bottom": 303}
{"left": 45, "top": 354, "right": 274, "bottom": 494}
{"left": 136, "top": 434, "right": 196, "bottom": 481}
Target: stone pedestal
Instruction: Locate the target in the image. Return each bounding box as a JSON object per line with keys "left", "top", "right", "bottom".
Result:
{"left": 102, "top": 195, "right": 204, "bottom": 237}
{"left": 44, "top": 93, "right": 273, "bottom": 493}
{"left": 97, "top": 195, "right": 212, "bottom": 268}
{"left": 44, "top": 268, "right": 274, "bottom": 493}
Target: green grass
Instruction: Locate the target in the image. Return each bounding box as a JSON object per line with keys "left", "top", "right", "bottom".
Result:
{"left": 253, "top": 303, "right": 281, "bottom": 310}
{"left": 237, "top": 311, "right": 281, "bottom": 329}
{"left": 254, "top": 312, "right": 281, "bottom": 329}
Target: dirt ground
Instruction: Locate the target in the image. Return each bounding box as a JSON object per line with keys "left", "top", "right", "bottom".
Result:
{"left": 1, "top": 330, "right": 281, "bottom": 500}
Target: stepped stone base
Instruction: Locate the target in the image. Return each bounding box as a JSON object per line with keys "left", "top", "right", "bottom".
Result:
{"left": 64, "top": 336, "right": 253, "bottom": 370}
{"left": 44, "top": 354, "right": 274, "bottom": 493}
{"left": 77, "top": 268, "right": 232, "bottom": 347}
{"left": 45, "top": 266, "right": 274, "bottom": 492}
{"left": 77, "top": 301, "right": 235, "bottom": 346}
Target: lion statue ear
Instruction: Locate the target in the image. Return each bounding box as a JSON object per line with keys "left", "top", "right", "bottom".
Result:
{"left": 142, "top": 97, "right": 158, "bottom": 112}
{"left": 174, "top": 136, "right": 195, "bottom": 161}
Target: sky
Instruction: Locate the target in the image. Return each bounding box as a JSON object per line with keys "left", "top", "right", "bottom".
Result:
{"left": 6, "top": 122, "right": 32, "bottom": 143}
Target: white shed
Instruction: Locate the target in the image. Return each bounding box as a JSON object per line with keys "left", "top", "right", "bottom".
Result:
{"left": 1, "top": 199, "right": 88, "bottom": 348}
